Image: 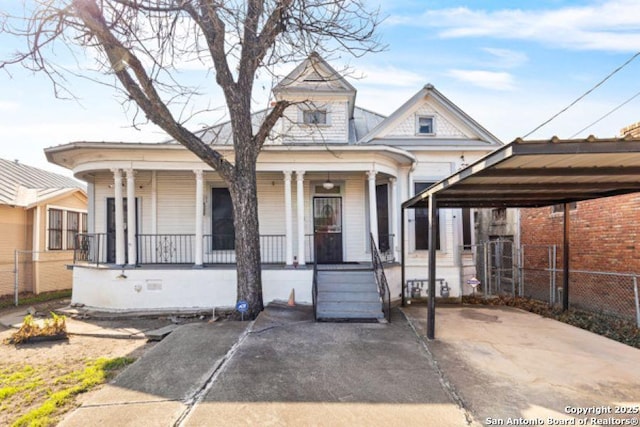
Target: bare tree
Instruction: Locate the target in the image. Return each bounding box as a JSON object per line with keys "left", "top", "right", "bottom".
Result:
{"left": 1, "top": 0, "right": 382, "bottom": 318}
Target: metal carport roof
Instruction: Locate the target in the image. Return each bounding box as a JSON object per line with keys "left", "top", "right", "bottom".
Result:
{"left": 401, "top": 135, "right": 640, "bottom": 339}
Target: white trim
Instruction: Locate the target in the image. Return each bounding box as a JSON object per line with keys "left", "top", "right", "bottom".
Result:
{"left": 43, "top": 205, "right": 88, "bottom": 252}
{"left": 33, "top": 205, "right": 40, "bottom": 259}
{"left": 416, "top": 115, "right": 435, "bottom": 136}
{"left": 296, "top": 171, "right": 306, "bottom": 265}
{"left": 283, "top": 171, "right": 294, "bottom": 266}
{"left": 194, "top": 170, "right": 204, "bottom": 267}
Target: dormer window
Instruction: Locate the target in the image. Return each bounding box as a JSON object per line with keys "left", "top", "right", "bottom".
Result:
{"left": 416, "top": 116, "right": 435, "bottom": 135}
{"left": 303, "top": 110, "right": 327, "bottom": 125}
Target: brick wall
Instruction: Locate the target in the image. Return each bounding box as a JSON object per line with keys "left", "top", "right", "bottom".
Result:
{"left": 520, "top": 193, "right": 640, "bottom": 274}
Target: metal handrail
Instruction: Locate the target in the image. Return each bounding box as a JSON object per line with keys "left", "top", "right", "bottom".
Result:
{"left": 370, "top": 233, "right": 391, "bottom": 322}
{"left": 312, "top": 256, "right": 319, "bottom": 321}
{"left": 74, "top": 233, "right": 106, "bottom": 266}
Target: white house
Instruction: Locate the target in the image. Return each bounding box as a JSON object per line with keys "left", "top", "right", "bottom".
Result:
{"left": 45, "top": 53, "right": 503, "bottom": 316}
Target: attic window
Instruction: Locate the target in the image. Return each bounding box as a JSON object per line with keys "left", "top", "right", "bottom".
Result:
{"left": 303, "top": 72, "right": 326, "bottom": 82}
{"left": 303, "top": 110, "right": 327, "bottom": 125}
{"left": 416, "top": 116, "right": 435, "bottom": 135}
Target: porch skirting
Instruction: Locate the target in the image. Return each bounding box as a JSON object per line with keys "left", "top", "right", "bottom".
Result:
{"left": 71, "top": 265, "right": 314, "bottom": 311}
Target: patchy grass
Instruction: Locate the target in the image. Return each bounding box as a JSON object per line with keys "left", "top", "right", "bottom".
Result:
{"left": 0, "top": 291, "right": 71, "bottom": 311}
{"left": 462, "top": 295, "right": 640, "bottom": 349}
{"left": 1, "top": 357, "right": 134, "bottom": 427}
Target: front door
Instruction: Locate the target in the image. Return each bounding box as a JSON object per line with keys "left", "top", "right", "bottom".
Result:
{"left": 313, "top": 197, "right": 343, "bottom": 264}
{"left": 106, "top": 198, "right": 138, "bottom": 264}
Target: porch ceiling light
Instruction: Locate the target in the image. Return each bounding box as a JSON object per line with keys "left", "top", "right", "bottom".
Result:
{"left": 323, "top": 172, "right": 334, "bottom": 190}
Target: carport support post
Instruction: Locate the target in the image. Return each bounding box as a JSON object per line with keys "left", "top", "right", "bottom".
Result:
{"left": 562, "top": 203, "right": 570, "bottom": 311}
{"left": 427, "top": 194, "right": 438, "bottom": 340}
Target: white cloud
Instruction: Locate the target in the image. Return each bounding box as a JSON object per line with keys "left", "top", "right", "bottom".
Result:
{"left": 482, "top": 48, "right": 528, "bottom": 69}
{"left": 356, "top": 65, "right": 426, "bottom": 88}
{"left": 391, "top": 1, "right": 640, "bottom": 52}
{"left": 0, "top": 100, "right": 19, "bottom": 112}
{"left": 448, "top": 69, "right": 515, "bottom": 91}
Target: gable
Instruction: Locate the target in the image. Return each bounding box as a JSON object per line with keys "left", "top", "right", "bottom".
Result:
{"left": 384, "top": 102, "right": 467, "bottom": 139}
{"left": 359, "top": 85, "right": 502, "bottom": 147}
{"left": 274, "top": 53, "right": 356, "bottom": 99}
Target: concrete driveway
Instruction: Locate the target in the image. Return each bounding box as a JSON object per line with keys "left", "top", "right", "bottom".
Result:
{"left": 403, "top": 304, "right": 640, "bottom": 426}
{"left": 60, "top": 303, "right": 469, "bottom": 427}
{"left": 57, "top": 302, "right": 640, "bottom": 426}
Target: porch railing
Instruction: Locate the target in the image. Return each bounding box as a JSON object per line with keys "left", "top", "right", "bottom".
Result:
{"left": 378, "top": 234, "right": 395, "bottom": 263}
{"left": 138, "top": 234, "right": 195, "bottom": 264}
{"left": 312, "top": 256, "right": 319, "bottom": 321}
{"left": 74, "top": 232, "right": 320, "bottom": 266}
{"left": 74, "top": 233, "right": 107, "bottom": 265}
{"left": 370, "top": 233, "right": 391, "bottom": 322}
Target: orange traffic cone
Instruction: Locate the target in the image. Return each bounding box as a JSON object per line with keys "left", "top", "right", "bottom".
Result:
{"left": 288, "top": 288, "right": 296, "bottom": 306}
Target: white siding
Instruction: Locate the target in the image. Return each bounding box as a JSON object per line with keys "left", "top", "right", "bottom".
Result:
{"left": 257, "top": 173, "right": 286, "bottom": 235}
{"left": 157, "top": 171, "right": 196, "bottom": 234}
{"left": 386, "top": 104, "right": 466, "bottom": 139}
{"left": 279, "top": 101, "right": 349, "bottom": 144}
{"left": 93, "top": 170, "right": 152, "bottom": 235}
{"left": 344, "top": 175, "right": 368, "bottom": 261}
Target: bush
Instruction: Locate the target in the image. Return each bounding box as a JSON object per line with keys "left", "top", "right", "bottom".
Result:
{"left": 4, "top": 312, "right": 67, "bottom": 345}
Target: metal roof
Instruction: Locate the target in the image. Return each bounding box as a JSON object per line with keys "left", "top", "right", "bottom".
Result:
{"left": 402, "top": 135, "right": 640, "bottom": 209}
{"left": 0, "top": 158, "right": 84, "bottom": 206}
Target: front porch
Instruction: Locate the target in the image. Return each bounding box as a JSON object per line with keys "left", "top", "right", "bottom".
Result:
{"left": 74, "top": 233, "right": 396, "bottom": 266}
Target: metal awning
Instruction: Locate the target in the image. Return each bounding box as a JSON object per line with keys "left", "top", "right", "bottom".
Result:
{"left": 401, "top": 135, "right": 640, "bottom": 339}
{"left": 403, "top": 135, "right": 640, "bottom": 209}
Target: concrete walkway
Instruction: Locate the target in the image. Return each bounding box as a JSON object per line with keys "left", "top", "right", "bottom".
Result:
{"left": 52, "top": 303, "right": 640, "bottom": 426}
{"left": 403, "top": 304, "right": 640, "bottom": 425}
{"left": 59, "top": 303, "right": 469, "bottom": 427}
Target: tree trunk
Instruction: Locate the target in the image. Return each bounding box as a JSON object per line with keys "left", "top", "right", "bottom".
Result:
{"left": 230, "top": 159, "right": 264, "bottom": 319}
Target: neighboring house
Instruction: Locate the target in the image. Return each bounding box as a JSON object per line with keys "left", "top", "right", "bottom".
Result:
{"left": 0, "top": 158, "right": 87, "bottom": 297}
{"left": 45, "top": 53, "right": 503, "bottom": 313}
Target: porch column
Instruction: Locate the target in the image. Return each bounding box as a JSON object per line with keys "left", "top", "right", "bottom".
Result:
{"left": 296, "top": 170, "right": 306, "bottom": 266}
{"left": 194, "top": 170, "right": 204, "bottom": 267}
{"left": 390, "top": 177, "right": 399, "bottom": 262}
{"left": 125, "top": 168, "right": 136, "bottom": 266}
{"left": 367, "top": 170, "right": 379, "bottom": 246}
{"left": 284, "top": 171, "right": 294, "bottom": 266}
{"left": 112, "top": 169, "right": 125, "bottom": 266}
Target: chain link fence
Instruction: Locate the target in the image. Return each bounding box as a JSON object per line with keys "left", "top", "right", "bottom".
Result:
{"left": 519, "top": 244, "right": 639, "bottom": 326}
{"left": 0, "top": 250, "right": 73, "bottom": 306}
{"left": 461, "top": 242, "right": 640, "bottom": 327}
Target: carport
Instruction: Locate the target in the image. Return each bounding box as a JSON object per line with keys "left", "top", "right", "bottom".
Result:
{"left": 401, "top": 135, "right": 640, "bottom": 339}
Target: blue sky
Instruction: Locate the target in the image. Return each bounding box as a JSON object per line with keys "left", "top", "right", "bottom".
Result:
{"left": 1, "top": 0, "right": 640, "bottom": 175}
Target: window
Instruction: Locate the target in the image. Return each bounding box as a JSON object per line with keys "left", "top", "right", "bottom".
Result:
{"left": 376, "top": 184, "right": 390, "bottom": 253}
{"left": 67, "top": 211, "right": 79, "bottom": 249}
{"left": 48, "top": 209, "right": 63, "bottom": 250}
{"left": 47, "top": 208, "right": 87, "bottom": 251}
{"left": 303, "top": 110, "right": 327, "bottom": 125}
{"left": 462, "top": 207, "right": 473, "bottom": 249}
{"left": 414, "top": 182, "right": 440, "bottom": 250}
{"left": 552, "top": 202, "right": 577, "bottom": 214}
{"left": 81, "top": 213, "right": 88, "bottom": 233}
{"left": 416, "top": 116, "right": 434, "bottom": 135}
{"left": 212, "top": 188, "right": 235, "bottom": 250}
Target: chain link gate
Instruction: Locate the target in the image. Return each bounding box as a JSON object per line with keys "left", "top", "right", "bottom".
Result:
{"left": 485, "top": 238, "right": 517, "bottom": 297}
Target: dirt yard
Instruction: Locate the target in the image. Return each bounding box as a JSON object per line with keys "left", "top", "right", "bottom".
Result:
{"left": 0, "top": 299, "right": 161, "bottom": 426}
